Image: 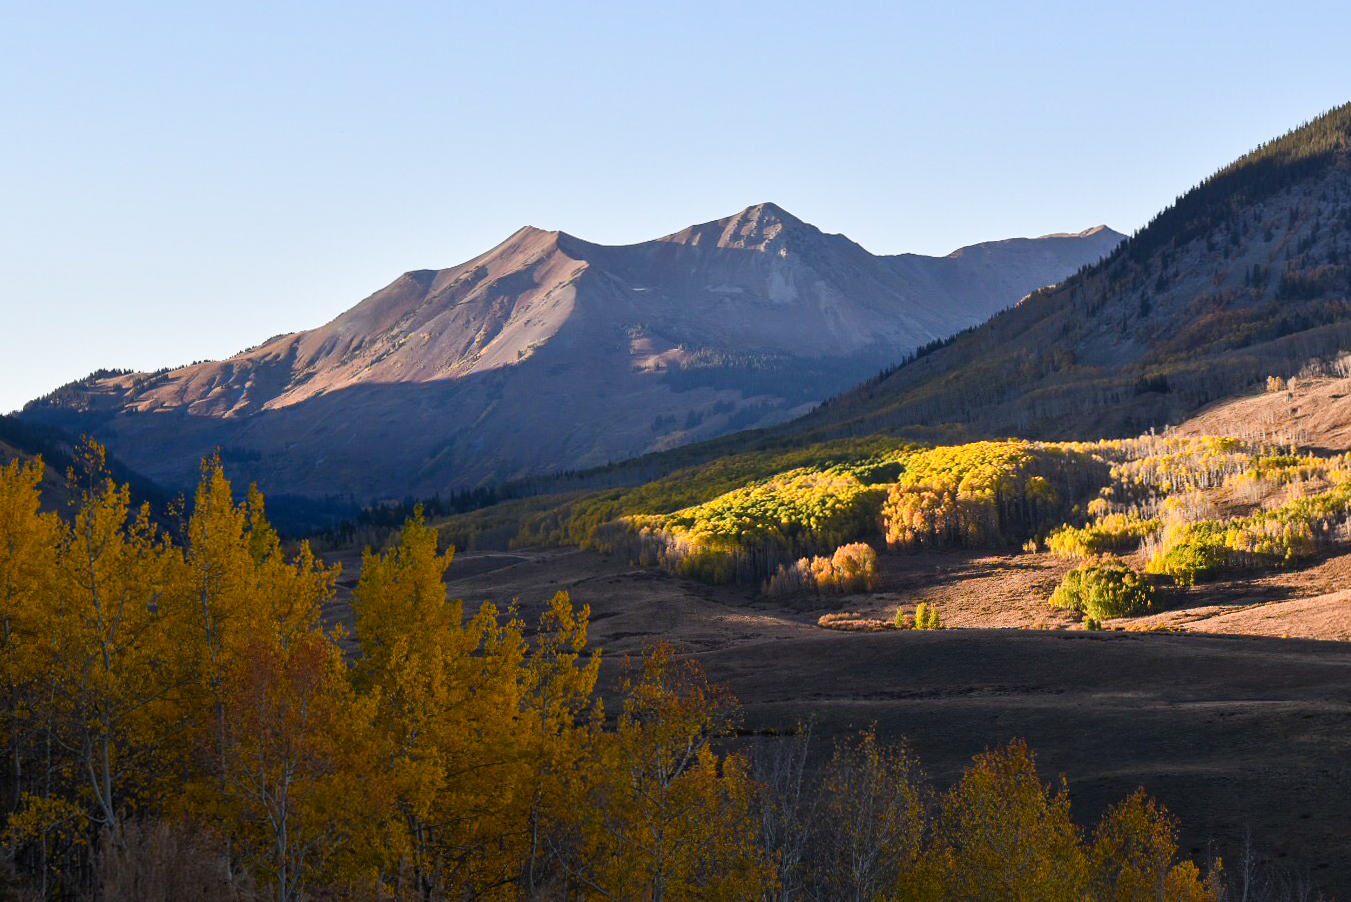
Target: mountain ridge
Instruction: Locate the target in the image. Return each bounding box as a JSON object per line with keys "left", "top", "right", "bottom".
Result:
{"left": 774, "top": 102, "right": 1351, "bottom": 445}
{"left": 22, "top": 203, "right": 1122, "bottom": 500}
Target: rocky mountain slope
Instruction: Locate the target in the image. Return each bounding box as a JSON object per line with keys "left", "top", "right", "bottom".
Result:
{"left": 780, "top": 104, "right": 1351, "bottom": 444}
{"left": 22, "top": 204, "right": 1119, "bottom": 500}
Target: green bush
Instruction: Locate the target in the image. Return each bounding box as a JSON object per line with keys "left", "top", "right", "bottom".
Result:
{"left": 1050, "top": 559, "right": 1158, "bottom": 620}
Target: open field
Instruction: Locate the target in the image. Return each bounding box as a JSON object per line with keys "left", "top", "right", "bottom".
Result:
{"left": 326, "top": 543, "right": 1351, "bottom": 893}
{"left": 704, "top": 628, "right": 1351, "bottom": 893}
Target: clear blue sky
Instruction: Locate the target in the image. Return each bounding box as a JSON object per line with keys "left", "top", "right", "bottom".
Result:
{"left": 2, "top": 0, "right": 1349, "bottom": 413}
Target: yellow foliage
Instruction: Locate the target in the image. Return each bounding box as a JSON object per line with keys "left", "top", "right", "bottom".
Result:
{"left": 1047, "top": 513, "right": 1160, "bottom": 559}
{"left": 561, "top": 645, "right": 773, "bottom": 901}
{"left": 766, "top": 542, "right": 879, "bottom": 595}
{"left": 1091, "top": 789, "right": 1220, "bottom": 902}
{"left": 882, "top": 441, "right": 1101, "bottom": 550}
{"left": 623, "top": 466, "right": 888, "bottom": 584}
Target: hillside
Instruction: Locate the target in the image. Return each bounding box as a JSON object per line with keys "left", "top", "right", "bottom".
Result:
{"left": 0, "top": 414, "right": 170, "bottom": 515}
{"left": 20, "top": 205, "right": 1120, "bottom": 501}
{"left": 1172, "top": 367, "right": 1351, "bottom": 450}
{"left": 780, "top": 103, "right": 1351, "bottom": 443}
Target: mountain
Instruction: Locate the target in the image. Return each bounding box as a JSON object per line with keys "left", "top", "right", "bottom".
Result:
{"left": 777, "top": 103, "right": 1351, "bottom": 444}
{"left": 21, "top": 204, "right": 1120, "bottom": 500}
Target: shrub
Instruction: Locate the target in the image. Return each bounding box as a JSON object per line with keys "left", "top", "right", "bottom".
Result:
{"left": 893, "top": 605, "right": 909, "bottom": 629}
{"left": 817, "top": 611, "right": 890, "bottom": 631}
{"left": 1050, "top": 559, "right": 1158, "bottom": 620}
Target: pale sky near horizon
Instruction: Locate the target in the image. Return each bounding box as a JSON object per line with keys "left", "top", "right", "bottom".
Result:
{"left": 2, "top": 0, "right": 1350, "bottom": 413}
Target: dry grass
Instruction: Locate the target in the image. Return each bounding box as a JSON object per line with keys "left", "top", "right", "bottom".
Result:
{"left": 816, "top": 611, "right": 891, "bottom": 631}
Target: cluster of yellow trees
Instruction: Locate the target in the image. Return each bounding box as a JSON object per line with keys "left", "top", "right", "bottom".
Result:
{"left": 890, "top": 602, "right": 943, "bottom": 631}
{"left": 619, "top": 468, "right": 887, "bottom": 584}
{"left": 0, "top": 447, "right": 1239, "bottom": 900}
{"left": 1143, "top": 479, "right": 1351, "bottom": 585}
{"left": 580, "top": 442, "right": 1105, "bottom": 590}
{"left": 1038, "top": 437, "right": 1351, "bottom": 616}
{"left": 0, "top": 450, "right": 769, "bottom": 901}
{"left": 1047, "top": 509, "right": 1161, "bottom": 559}
{"left": 463, "top": 433, "right": 1351, "bottom": 620}
{"left": 881, "top": 442, "right": 1101, "bottom": 551}
{"left": 764, "top": 542, "right": 878, "bottom": 596}
{"left": 1103, "top": 435, "right": 1259, "bottom": 496}
{"left": 509, "top": 440, "right": 910, "bottom": 551}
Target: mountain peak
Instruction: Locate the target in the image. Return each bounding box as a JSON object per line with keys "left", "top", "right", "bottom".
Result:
{"left": 475, "top": 223, "right": 574, "bottom": 264}
{"left": 734, "top": 201, "right": 803, "bottom": 226}
{"left": 721, "top": 202, "right": 807, "bottom": 248}
{"left": 659, "top": 201, "right": 811, "bottom": 252}
{"left": 504, "top": 223, "right": 564, "bottom": 243}
{"left": 1037, "top": 224, "right": 1118, "bottom": 240}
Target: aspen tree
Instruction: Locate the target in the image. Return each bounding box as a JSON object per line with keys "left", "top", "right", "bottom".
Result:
{"left": 1090, "top": 789, "right": 1219, "bottom": 902}
{"left": 353, "top": 511, "right": 528, "bottom": 898}
{"left": 0, "top": 458, "right": 59, "bottom": 814}
{"left": 44, "top": 444, "right": 181, "bottom": 843}
{"left": 217, "top": 629, "right": 375, "bottom": 902}
{"left": 912, "top": 741, "right": 1087, "bottom": 902}
{"left": 562, "top": 645, "right": 772, "bottom": 901}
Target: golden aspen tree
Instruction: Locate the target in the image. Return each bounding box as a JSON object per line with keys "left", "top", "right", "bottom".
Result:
{"left": 177, "top": 460, "right": 268, "bottom": 797}
{"left": 514, "top": 590, "right": 601, "bottom": 899}
{"left": 183, "top": 459, "right": 260, "bottom": 669}
{"left": 0, "top": 458, "right": 59, "bottom": 814}
{"left": 911, "top": 741, "right": 1088, "bottom": 902}
{"left": 217, "top": 628, "right": 376, "bottom": 902}
{"left": 353, "top": 510, "right": 528, "bottom": 899}
{"left": 250, "top": 535, "right": 336, "bottom": 654}
{"left": 167, "top": 460, "right": 339, "bottom": 892}
{"left": 1089, "top": 789, "right": 1220, "bottom": 902}
{"left": 40, "top": 443, "right": 183, "bottom": 843}
{"left": 563, "top": 644, "right": 772, "bottom": 902}
{"left": 352, "top": 508, "right": 458, "bottom": 687}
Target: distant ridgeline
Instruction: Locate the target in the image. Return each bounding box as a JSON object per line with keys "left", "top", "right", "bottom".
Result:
{"left": 0, "top": 414, "right": 358, "bottom": 536}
